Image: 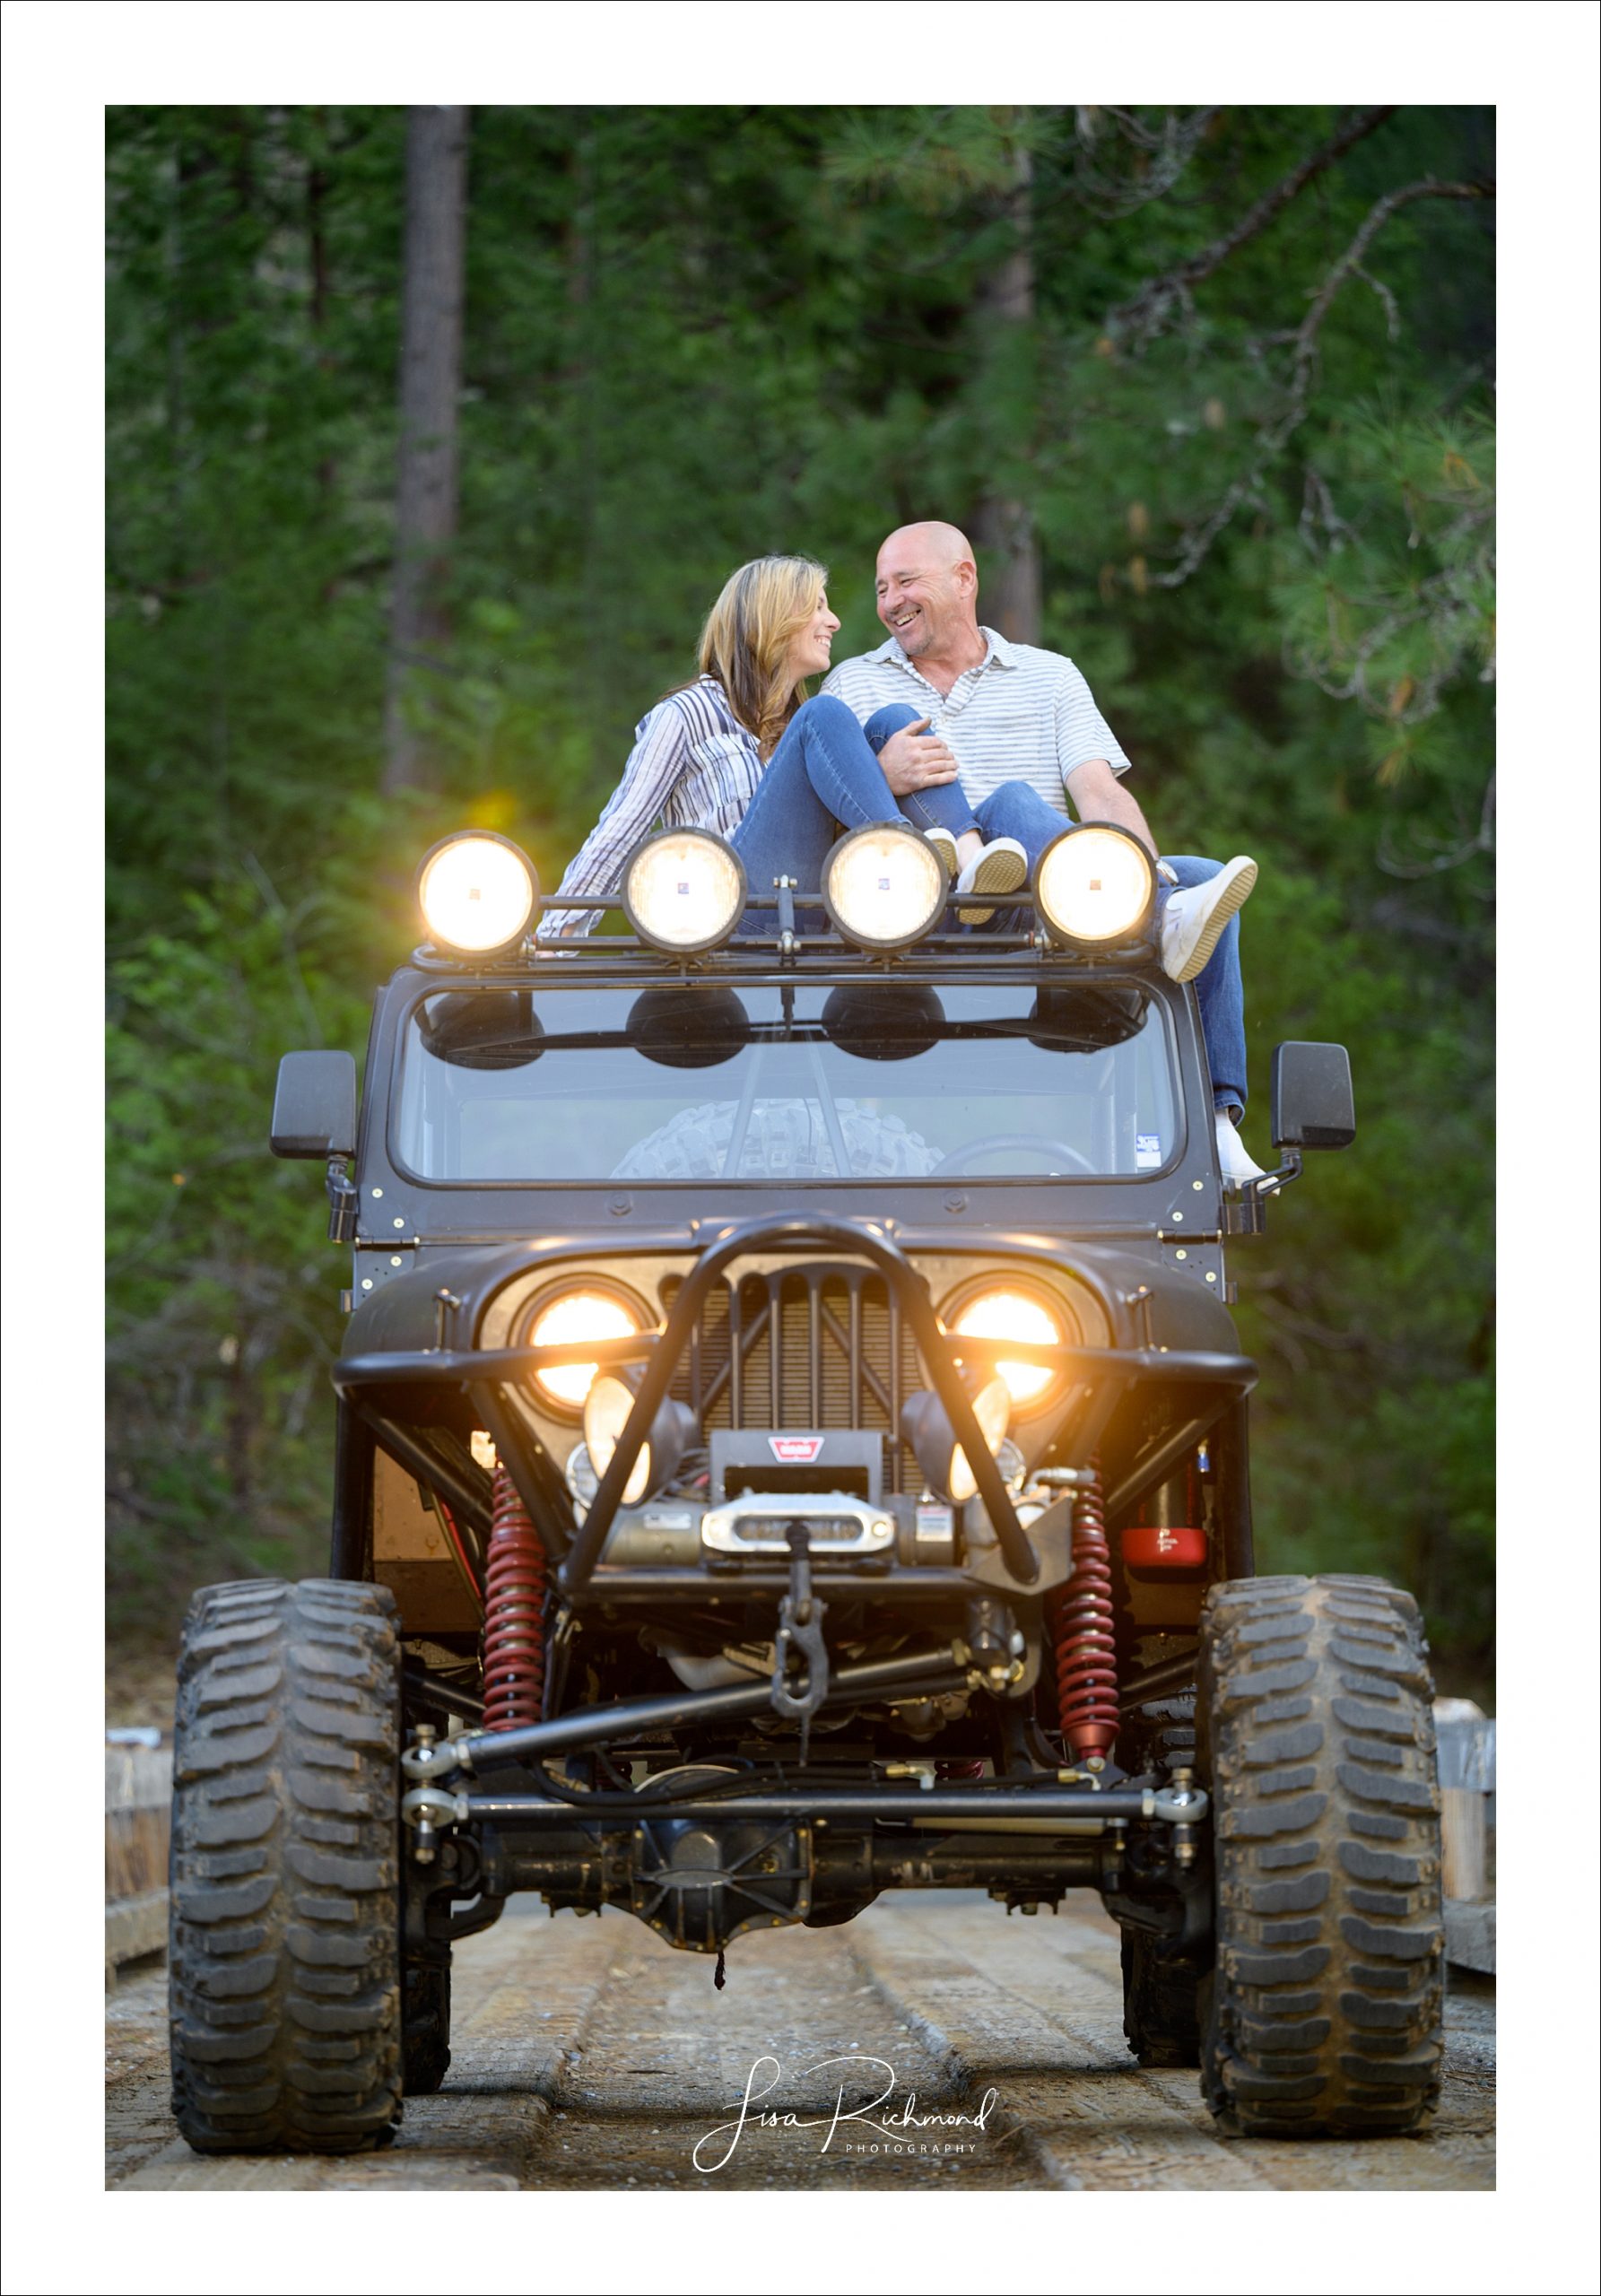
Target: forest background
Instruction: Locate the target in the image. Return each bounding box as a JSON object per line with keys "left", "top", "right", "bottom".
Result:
{"left": 105, "top": 102, "right": 1497, "bottom": 1702}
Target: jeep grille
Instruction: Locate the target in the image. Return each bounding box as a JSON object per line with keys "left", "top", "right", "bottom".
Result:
{"left": 661, "top": 1263, "right": 923, "bottom": 1494}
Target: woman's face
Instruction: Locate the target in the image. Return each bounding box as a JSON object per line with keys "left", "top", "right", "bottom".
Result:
{"left": 786, "top": 589, "right": 841, "bottom": 681}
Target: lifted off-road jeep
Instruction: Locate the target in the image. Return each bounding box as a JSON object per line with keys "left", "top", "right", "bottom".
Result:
{"left": 169, "top": 821, "right": 1446, "bottom": 2152}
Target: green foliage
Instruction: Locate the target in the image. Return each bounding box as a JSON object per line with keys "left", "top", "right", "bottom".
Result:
{"left": 106, "top": 104, "right": 1493, "bottom": 1693}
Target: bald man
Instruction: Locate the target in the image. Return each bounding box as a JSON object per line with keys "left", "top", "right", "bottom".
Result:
{"left": 822, "top": 522, "right": 1264, "bottom": 1185}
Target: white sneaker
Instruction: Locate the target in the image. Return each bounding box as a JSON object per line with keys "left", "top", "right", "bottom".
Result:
{"left": 955, "top": 836, "right": 1028, "bottom": 926}
{"left": 923, "top": 826, "right": 959, "bottom": 881}
{"left": 1214, "top": 1109, "right": 1267, "bottom": 1188}
{"left": 1159, "top": 857, "right": 1257, "bottom": 983}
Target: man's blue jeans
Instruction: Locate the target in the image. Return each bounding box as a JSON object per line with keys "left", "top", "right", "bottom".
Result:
{"left": 730, "top": 694, "right": 1249, "bottom": 1112}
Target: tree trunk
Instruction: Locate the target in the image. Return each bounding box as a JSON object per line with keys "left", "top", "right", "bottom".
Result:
{"left": 972, "top": 128, "right": 1041, "bottom": 647}
{"left": 383, "top": 105, "right": 469, "bottom": 796}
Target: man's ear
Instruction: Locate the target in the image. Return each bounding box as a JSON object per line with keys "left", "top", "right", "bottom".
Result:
{"left": 955, "top": 558, "right": 979, "bottom": 598}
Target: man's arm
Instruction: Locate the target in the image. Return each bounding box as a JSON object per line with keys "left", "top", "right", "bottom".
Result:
{"left": 1065, "top": 757, "right": 1159, "bottom": 860}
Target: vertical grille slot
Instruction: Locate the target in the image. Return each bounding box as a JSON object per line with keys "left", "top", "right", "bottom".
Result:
{"left": 662, "top": 1263, "right": 924, "bottom": 1494}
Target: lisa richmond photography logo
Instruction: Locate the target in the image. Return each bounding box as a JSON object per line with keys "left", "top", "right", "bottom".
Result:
{"left": 692, "top": 2054, "right": 1000, "bottom": 2175}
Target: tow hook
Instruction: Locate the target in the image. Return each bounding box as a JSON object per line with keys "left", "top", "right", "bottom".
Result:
{"left": 770, "top": 1522, "right": 829, "bottom": 1761}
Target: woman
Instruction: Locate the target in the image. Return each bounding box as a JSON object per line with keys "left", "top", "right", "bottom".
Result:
{"left": 540, "top": 554, "right": 1041, "bottom": 936}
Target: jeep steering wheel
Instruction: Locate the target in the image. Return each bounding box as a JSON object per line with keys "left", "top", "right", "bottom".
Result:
{"left": 930, "top": 1134, "right": 1097, "bottom": 1177}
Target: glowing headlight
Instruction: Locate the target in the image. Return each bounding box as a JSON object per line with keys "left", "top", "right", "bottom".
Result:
{"left": 949, "top": 1287, "right": 1067, "bottom": 1410}
{"left": 527, "top": 1289, "right": 644, "bottom": 1412}
{"left": 822, "top": 822, "right": 945, "bottom": 952}
{"left": 417, "top": 832, "right": 539, "bottom": 955}
{"left": 1033, "top": 825, "right": 1155, "bottom": 949}
{"left": 582, "top": 1374, "right": 652, "bottom": 1504}
{"left": 622, "top": 828, "right": 746, "bottom": 953}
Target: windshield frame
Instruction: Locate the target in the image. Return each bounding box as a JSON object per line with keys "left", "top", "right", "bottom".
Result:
{"left": 382, "top": 966, "right": 1193, "bottom": 1195}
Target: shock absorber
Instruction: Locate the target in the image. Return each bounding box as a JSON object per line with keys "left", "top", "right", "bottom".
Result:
{"left": 1047, "top": 1467, "right": 1119, "bottom": 1760}
{"left": 480, "top": 1465, "right": 549, "bottom": 1732}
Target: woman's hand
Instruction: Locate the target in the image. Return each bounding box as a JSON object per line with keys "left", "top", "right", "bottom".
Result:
{"left": 877, "top": 716, "right": 961, "bottom": 795}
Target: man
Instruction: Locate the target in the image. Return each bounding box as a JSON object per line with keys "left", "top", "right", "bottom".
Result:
{"left": 822, "top": 520, "right": 1264, "bottom": 1186}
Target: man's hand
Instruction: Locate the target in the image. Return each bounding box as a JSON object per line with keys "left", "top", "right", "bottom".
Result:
{"left": 877, "top": 716, "right": 961, "bottom": 796}
{"left": 1065, "top": 758, "right": 1159, "bottom": 859}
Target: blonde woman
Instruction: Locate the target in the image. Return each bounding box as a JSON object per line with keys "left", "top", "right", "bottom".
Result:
{"left": 541, "top": 554, "right": 1031, "bottom": 935}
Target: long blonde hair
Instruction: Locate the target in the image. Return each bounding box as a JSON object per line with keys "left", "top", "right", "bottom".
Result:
{"left": 694, "top": 555, "right": 828, "bottom": 759}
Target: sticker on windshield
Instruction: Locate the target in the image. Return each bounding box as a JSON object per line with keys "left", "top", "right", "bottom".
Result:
{"left": 1135, "top": 1134, "right": 1162, "bottom": 1169}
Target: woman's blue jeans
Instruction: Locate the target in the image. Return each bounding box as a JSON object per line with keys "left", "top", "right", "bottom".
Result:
{"left": 729, "top": 694, "right": 1249, "bottom": 1111}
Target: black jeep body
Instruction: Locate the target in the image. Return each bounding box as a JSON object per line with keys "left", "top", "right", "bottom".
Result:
{"left": 167, "top": 846, "right": 1446, "bottom": 2154}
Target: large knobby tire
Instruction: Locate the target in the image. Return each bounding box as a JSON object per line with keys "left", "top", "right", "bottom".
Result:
{"left": 1121, "top": 1928, "right": 1205, "bottom": 2067}
{"left": 169, "top": 1578, "right": 404, "bottom": 2153}
{"left": 1198, "top": 1572, "right": 1444, "bottom": 2137}
{"left": 402, "top": 1950, "right": 453, "bottom": 2095}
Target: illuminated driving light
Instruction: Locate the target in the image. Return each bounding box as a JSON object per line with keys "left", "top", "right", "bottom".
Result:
{"left": 528, "top": 1290, "right": 643, "bottom": 1411}
{"left": 822, "top": 822, "right": 945, "bottom": 952}
{"left": 950, "top": 1288, "right": 1067, "bottom": 1410}
{"left": 622, "top": 828, "right": 746, "bottom": 953}
{"left": 417, "top": 832, "right": 539, "bottom": 955}
{"left": 582, "top": 1374, "right": 653, "bottom": 1504}
{"left": 1034, "top": 825, "right": 1155, "bottom": 949}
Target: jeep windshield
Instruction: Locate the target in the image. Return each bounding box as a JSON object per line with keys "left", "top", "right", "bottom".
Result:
{"left": 394, "top": 978, "right": 1180, "bottom": 1185}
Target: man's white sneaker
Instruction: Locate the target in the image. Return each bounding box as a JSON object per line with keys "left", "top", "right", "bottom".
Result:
{"left": 1214, "top": 1109, "right": 1266, "bottom": 1188}
{"left": 923, "top": 826, "right": 959, "bottom": 882}
{"left": 955, "top": 836, "right": 1028, "bottom": 926}
{"left": 1159, "top": 856, "right": 1257, "bottom": 983}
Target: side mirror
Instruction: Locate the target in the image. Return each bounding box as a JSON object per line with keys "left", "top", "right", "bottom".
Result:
{"left": 1271, "top": 1041, "right": 1355, "bottom": 1152}
{"left": 271, "top": 1051, "right": 358, "bottom": 1159}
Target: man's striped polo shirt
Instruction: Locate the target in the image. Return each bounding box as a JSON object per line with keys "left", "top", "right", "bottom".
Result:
{"left": 822, "top": 627, "right": 1133, "bottom": 820}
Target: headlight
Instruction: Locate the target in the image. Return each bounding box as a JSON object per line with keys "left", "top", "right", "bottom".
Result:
{"left": 417, "top": 831, "right": 540, "bottom": 955}
{"left": 822, "top": 822, "right": 946, "bottom": 952}
{"left": 582, "top": 1374, "right": 653, "bottom": 1504}
{"left": 1033, "top": 825, "right": 1154, "bottom": 949}
{"left": 527, "top": 1287, "right": 646, "bottom": 1412}
{"left": 622, "top": 828, "right": 746, "bottom": 953}
{"left": 948, "top": 1285, "right": 1068, "bottom": 1411}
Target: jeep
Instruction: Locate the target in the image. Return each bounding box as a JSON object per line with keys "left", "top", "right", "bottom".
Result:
{"left": 168, "top": 819, "right": 1445, "bottom": 2152}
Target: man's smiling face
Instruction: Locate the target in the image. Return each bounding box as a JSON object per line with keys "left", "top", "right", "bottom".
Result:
{"left": 874, "top": 530, "right": 973, "bottom": 661}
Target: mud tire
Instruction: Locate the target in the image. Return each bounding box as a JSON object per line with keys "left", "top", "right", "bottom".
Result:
{"left": 402, "top": 1951, "right": 453, "bottom": 2095}
{"left": 169, "top": 1578, "right": 404, "bottom": 2154}
{"left": 1198, "top": 1572, "right": 1444, "bottom": 2136}
{"left": 1121, "top": 1928, "right": 1205, "bottom": 2067}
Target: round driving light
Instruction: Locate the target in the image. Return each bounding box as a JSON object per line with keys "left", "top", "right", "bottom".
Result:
{"left": 417, "top": 831, "right": 539, "bottom": 955}
{"left": 582, "top": 1374, "right": 652, "bottom": 1504}
{"left": 1033, "top": 825, "right": 1155, "bottom": 949}
{"left": 949, "top": 1286, "right": 1067, "bottom": 1411}
{"left": 527, "top": 1289, "right": 644, "bottom": 1412}
{"left": 622, "top": 828, "right": 746, "bottom": 953}
{"left": 822, "top": 822, "right": 945, "bottom": 952}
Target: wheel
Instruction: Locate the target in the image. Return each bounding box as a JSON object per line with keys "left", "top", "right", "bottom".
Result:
{"left": 1121, "top": 1928, "right": 1205, "bottom": 2066}
{"left": 1197, "top": 1573, "right": 1444, "bottom": 2136}
{"left": 1118, "top": 1688, "right": 1197, "bottom": 1777}
{"left": 929, "top": 1134, "right": 1096, "bottom": 1176}
{"left": 169, "top": 1578, "right": 405, "bottom": 2153}
{"left": 402, "top": 1947, "right": 453, "bottom": 2094}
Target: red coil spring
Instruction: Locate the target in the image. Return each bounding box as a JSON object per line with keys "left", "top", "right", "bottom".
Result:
{"left": 1047, "top": 1469, "right": 1119, "bottom": 1758}
{"left": 480, "top": 1465, "right": 549, "bottom": 1733}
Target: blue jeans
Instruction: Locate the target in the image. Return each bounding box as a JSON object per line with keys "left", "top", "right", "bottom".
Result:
{"left": 730, "top": 697, "right": 1249, "bottom": 1111}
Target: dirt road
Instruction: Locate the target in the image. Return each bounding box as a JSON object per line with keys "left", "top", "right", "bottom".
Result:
{"left": 107, "top": 1892, "right": 1493, "bottom": 2191}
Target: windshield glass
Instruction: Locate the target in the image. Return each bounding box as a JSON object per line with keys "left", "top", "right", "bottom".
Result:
{"left": 395, "top": 979, "right": 1179, "bottom": 1184}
